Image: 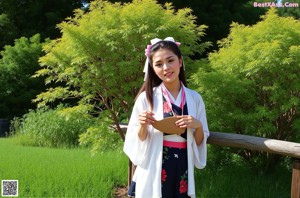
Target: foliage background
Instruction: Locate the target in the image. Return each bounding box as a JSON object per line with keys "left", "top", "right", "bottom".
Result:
{"left": 1, "top": 0, "right": 299, "bottom": 122}
{"left": 0, "top": 34, "right": 46, "bottom": 119}
{"left": 33, "top": 0, "right": 210, "bottom": 151}
{"left": 0, "top": 0, "right": 299, "bottom": 172}
{"left": 191, "top": 8, "right": 300, "bottom": 170}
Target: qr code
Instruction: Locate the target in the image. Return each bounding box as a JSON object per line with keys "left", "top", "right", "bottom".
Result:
{"left": 1, "top": 180, "right": 18, "bottom": 197}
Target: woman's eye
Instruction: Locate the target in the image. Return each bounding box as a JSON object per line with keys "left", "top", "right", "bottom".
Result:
{"left": 155, "top": 63, "right": 162, "bottom": 67}
{"left": 168, "top": 59, "right": 174, "bottom": 63}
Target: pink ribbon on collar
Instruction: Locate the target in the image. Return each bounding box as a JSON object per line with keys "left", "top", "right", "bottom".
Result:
{"left": 161, "top": 82, "right": 186, "bottom": 115}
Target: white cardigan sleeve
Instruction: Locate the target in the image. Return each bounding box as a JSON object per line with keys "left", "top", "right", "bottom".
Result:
{"left": 192, "top": 92, "right": 210, "bottom": 169}
{"left": 123, "top": 92, "right": 150, "bottom": 166}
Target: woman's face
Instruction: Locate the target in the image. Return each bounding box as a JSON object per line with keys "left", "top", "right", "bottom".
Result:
{"left": 151, "top": 48, "right": 182, "bottom": 85}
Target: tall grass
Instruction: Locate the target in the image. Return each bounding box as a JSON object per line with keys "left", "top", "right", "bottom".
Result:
{"left": 10, "top": 106, "right": 96, "bottom": 148}
{"left": 0, "top": 138, "right": 292, "bottom": 197}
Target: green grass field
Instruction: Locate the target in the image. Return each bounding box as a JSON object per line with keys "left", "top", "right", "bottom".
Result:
{"left": 0, "top": 138, "right": 127, "bottom": 197}
{"left": 0, "top": 138, "right": 292, "bottom": 198}
{"left": 195, "top": 156, "right": 292, "bottom": 198}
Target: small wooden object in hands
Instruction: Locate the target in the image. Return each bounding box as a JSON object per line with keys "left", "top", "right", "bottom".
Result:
{"left": 152, "top": 117, "right": 185, "bottom": 134}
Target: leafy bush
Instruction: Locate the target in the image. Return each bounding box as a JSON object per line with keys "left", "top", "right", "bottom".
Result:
{"left": 192, "top": 9, "right": 300, "bottom": 171}
{"left": 0, "top": 34, "right": 47, "bottom": 119}
{"left": 79, "top": 111, "right": 123, "bottom": 154}
{"left": 11, "top": 105, "right": 95, "bottom": 148}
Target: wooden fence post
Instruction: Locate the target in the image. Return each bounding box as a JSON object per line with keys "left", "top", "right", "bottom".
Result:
{"left": 128, "top": 160, "right": 136, "bottom": 186}
{"left": 291, "top": 158, "right": 300, "bottom": 198}
{"left": 128, "top": 160, "right": 132, "bottom": 186}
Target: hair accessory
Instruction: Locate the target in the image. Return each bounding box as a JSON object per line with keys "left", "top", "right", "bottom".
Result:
{"left": 143, "top": 37, "right": 181, "bottom": 81}
{"left": 144, "top": 45, "right": 152, "bottom": 57}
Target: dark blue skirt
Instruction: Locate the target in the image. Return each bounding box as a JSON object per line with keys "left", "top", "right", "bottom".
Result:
{"left": 127, "top": 145, "right": 189, "bottom": 198}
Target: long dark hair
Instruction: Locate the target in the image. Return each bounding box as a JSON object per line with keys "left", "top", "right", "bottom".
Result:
{"left": 136, "top": 40, "right": 187, "bottom": 110}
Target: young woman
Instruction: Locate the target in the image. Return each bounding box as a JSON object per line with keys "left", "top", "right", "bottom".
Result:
{"left": 123, "top": 37, "right": 209, "bottom": 198}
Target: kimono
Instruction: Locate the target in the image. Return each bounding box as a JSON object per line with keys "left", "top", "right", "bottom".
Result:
{"left": 123, "top": 83, "right": 209, "bottom": 198}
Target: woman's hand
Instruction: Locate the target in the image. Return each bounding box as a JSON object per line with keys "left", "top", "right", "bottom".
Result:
{"left": 138, "top": 111, "right": 155, "bottom": 141}
{"left": 139, "top": 111, "right": 155, "bottom": 126}
{"left": 175, "top": 115, "right": 202, "bottom": 129}
{"left": 175, "top": 115, "right": 204, "bottom": 145}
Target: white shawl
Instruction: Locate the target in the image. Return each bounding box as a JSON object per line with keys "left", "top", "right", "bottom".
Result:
{"left": 123, "top": 84, "right": 209, "bottom": 198}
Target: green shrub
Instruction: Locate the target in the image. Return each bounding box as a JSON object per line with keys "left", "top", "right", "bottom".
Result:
{"left": 191, "top": 9, "right": 300, "bottom": 171}
{"left": 11, "top": 105, "right": 95, "bottom": 148}
{"left": 0, "top": 34, "right": 47, "bottom": 119}
{"left": 79, "top": 110, "right": 123, "bottom": 154}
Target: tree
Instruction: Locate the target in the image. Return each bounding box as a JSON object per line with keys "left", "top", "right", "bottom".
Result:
{"left": 0, "top": 0, "right": 90, "bottom": 50}
{"left": 0, "top": 14, "right": 17, "bottom": 50}
{"left": 156, "top": 0, "right": 266, "bottom": 52}
{"left": 0, "top": 34, "right": 47, "bottom": 119}
{"left": 191, "top": 8, "right": 300, "bottom": 171}
{"left": 276, "top": 0, "right": 300, "bottom": 19}
{"left": 34, "top": 0, "right": 210, "bottom": 151}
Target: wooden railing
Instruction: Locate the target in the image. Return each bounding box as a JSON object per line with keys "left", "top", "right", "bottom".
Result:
{"left": 119, "top": 124, "right": 300, "bottom": 198}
